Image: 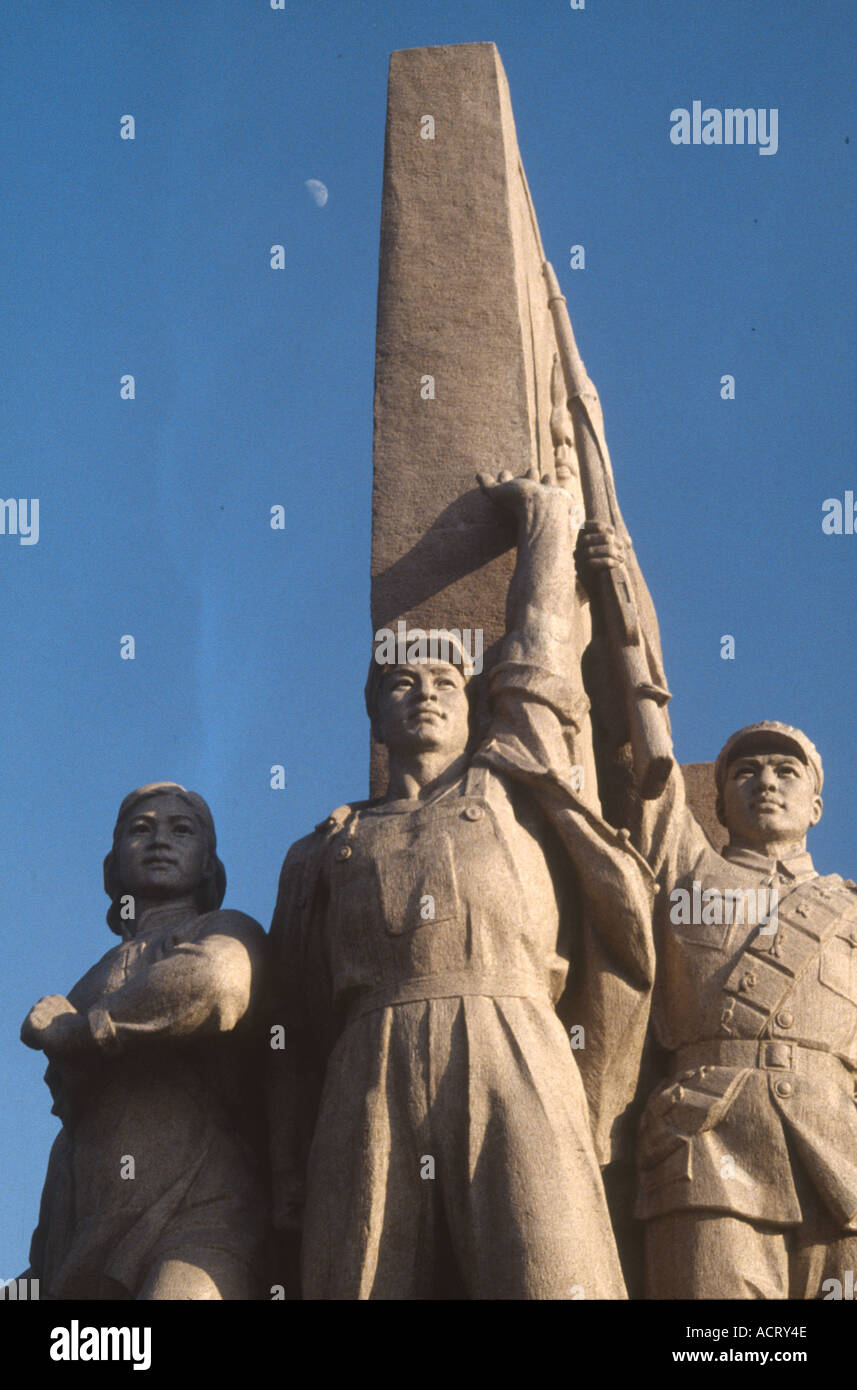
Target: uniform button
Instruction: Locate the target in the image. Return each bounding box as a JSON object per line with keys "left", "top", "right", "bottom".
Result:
{"left": 464, "top": 806, "right": 483, "bottom": 821}
{"left": 335, "top": 845, "right": 352, "bottom": 861}
{"left": 776, "top": 1010, "right": 794, "bottom": 1029}
{"left": 653, "top": 883, "right": 661, "bottom": 895}
{"left": 774, "top": 1079, "right": 794, "bottom": 1099}
{"left": 739, "top": 971, "right": 756, "bottom": 992}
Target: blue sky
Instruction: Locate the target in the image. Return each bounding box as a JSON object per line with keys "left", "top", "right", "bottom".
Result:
{"left": 2, "top": 0, "right": 854, "bottom": 1270}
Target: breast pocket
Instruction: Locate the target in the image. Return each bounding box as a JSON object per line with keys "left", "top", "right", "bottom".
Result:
{"left": 667, "top": 880, "right": 738, "bottom": 952}
{"left": 819, "top": 930, "right": 857, "bottom": 1003}
{"left": 376, "top": 830, "right": 460, "bottom": 936}
{"left": 678, "top": 920, "right": 734, "bottom": 952}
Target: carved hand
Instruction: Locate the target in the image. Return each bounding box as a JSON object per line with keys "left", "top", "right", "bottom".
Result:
{"left": 477, "top": 467, "right": 574, "bottom": 519}
{"left": 21, "top": 995, "right": 91, "bottom": 1056}
{"left": 575, "top": 521, "right": 626, "bottom": 578}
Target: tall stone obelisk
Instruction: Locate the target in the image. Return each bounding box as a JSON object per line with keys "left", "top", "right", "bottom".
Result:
{"left": 368, "top": 41, "right": 719, "bottom": 840}
{"left": 369, "top": 42, "right": 597, "bottom": 799}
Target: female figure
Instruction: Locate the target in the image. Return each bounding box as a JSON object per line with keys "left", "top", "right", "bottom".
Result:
{"left": 21, "top": 783, "right": 268, "bottom": 1300}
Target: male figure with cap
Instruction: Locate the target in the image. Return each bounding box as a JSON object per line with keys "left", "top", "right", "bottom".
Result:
{"left": 269, "top": 469, "right": 655, "bottom": 1300}
{"left": 20, "top": 783, "right": 268, "bottom": 1299}
{"left": 579, "top": 524, "right": 857, "bottom": 1300}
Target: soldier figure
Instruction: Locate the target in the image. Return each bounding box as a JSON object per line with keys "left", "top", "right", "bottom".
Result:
{"left": 20, "top": 783, "right": 269, "bottom": 1299}
{"left": 269, "top": 470, "right": 655, "bottom": 1300}
{"left": 580, "top": 525, "right": 857, "bottom": 1299}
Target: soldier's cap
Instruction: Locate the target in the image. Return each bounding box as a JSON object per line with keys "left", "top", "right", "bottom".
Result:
{"left": 715, "top": 722, "right": 823, "bottom": 794}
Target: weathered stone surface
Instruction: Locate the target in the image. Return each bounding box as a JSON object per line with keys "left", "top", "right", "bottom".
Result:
{"left": 370, "top": 42, "right": 596, "bottom": 799}
{"left": 681, "top": 761, "right": 723, "bottom": 851}
{"left": 632, "top": 719, "right": 857, "bottom": 1298}
{"left": 355, "top": 43, "right": 734, "bottom": 1301}
{"left": 577, "top": 522, "right": 857, "bottom": 1297}
{"left": 270, "top": 475, "right": 656, "bottom": 1299}
{"left": 20, "top": 784, "right": 269, "bottom": 1300}
{"left": 286, "top": 39, "right": 850, "bottom": 1305}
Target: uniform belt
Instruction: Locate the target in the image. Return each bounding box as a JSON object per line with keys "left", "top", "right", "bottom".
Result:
{"left": 344, "top": 971, "right": 550, "bottom": 1024}
{"left": 673, "top": 1038, "right": 855, "bottom": 1086}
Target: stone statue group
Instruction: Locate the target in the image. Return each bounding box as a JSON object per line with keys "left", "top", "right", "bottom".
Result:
{"left": 20, "top": 470, "right": 857, "bottom": 1300}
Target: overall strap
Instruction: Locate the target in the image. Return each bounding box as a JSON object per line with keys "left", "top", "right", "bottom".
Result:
{"left": 463, "top": 763, "right": 490, "bottom": 800}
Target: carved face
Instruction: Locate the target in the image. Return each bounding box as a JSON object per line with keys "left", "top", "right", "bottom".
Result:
{"left": 721, "top": 751, "right": 822, "bottom": 848}
{"left": 115, "top": 792, "right": 212, "bottom": 903}
{"left": 376, "top": 660, "right": 470, "bottom": 759}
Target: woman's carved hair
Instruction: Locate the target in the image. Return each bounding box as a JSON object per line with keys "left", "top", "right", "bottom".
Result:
{"left": 103, "top": 782, "right": 226, "bottom": 936}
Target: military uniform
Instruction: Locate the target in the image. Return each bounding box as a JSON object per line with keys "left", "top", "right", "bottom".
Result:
{"left": 270, "top": 650, "right": 655, "bottom": 1300}
{"left": 636, "top": 767, "right": 857, "bottom": 1298}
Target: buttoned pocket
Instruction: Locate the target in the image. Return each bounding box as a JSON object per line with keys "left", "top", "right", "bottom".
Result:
{"left": 676, "top": 919, "right": 734, "bottom": 951}
{"left": 666, "top": 879, "right": 738, "bottom": 951}
{"left": 640, "top": 1066, "right": 750, "bottom": 1157}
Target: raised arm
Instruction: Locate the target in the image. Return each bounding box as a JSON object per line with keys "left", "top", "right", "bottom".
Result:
{"left": 577, "top": 523, "right": 711, "bottom": 883}
{"left": 476, "top": 468, "right": 590, "bottom": 784}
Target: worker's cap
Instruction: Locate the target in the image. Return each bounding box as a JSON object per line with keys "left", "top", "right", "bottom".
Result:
{"left": 364, "top": 628, "right": 477, "bottom": 724}
{"left": 715, "top": 722, "right": 823, "bottom": 795}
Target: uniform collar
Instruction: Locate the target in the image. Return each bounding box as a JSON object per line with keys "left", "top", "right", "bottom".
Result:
{"left": 721, "top": 844, "right": 816, "bottom": 880}
{"left": 363, "top": 774, "right": 467, "bottom": 817}
{"left": 123, "top": 902, "right": 197, "bottom": 940}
